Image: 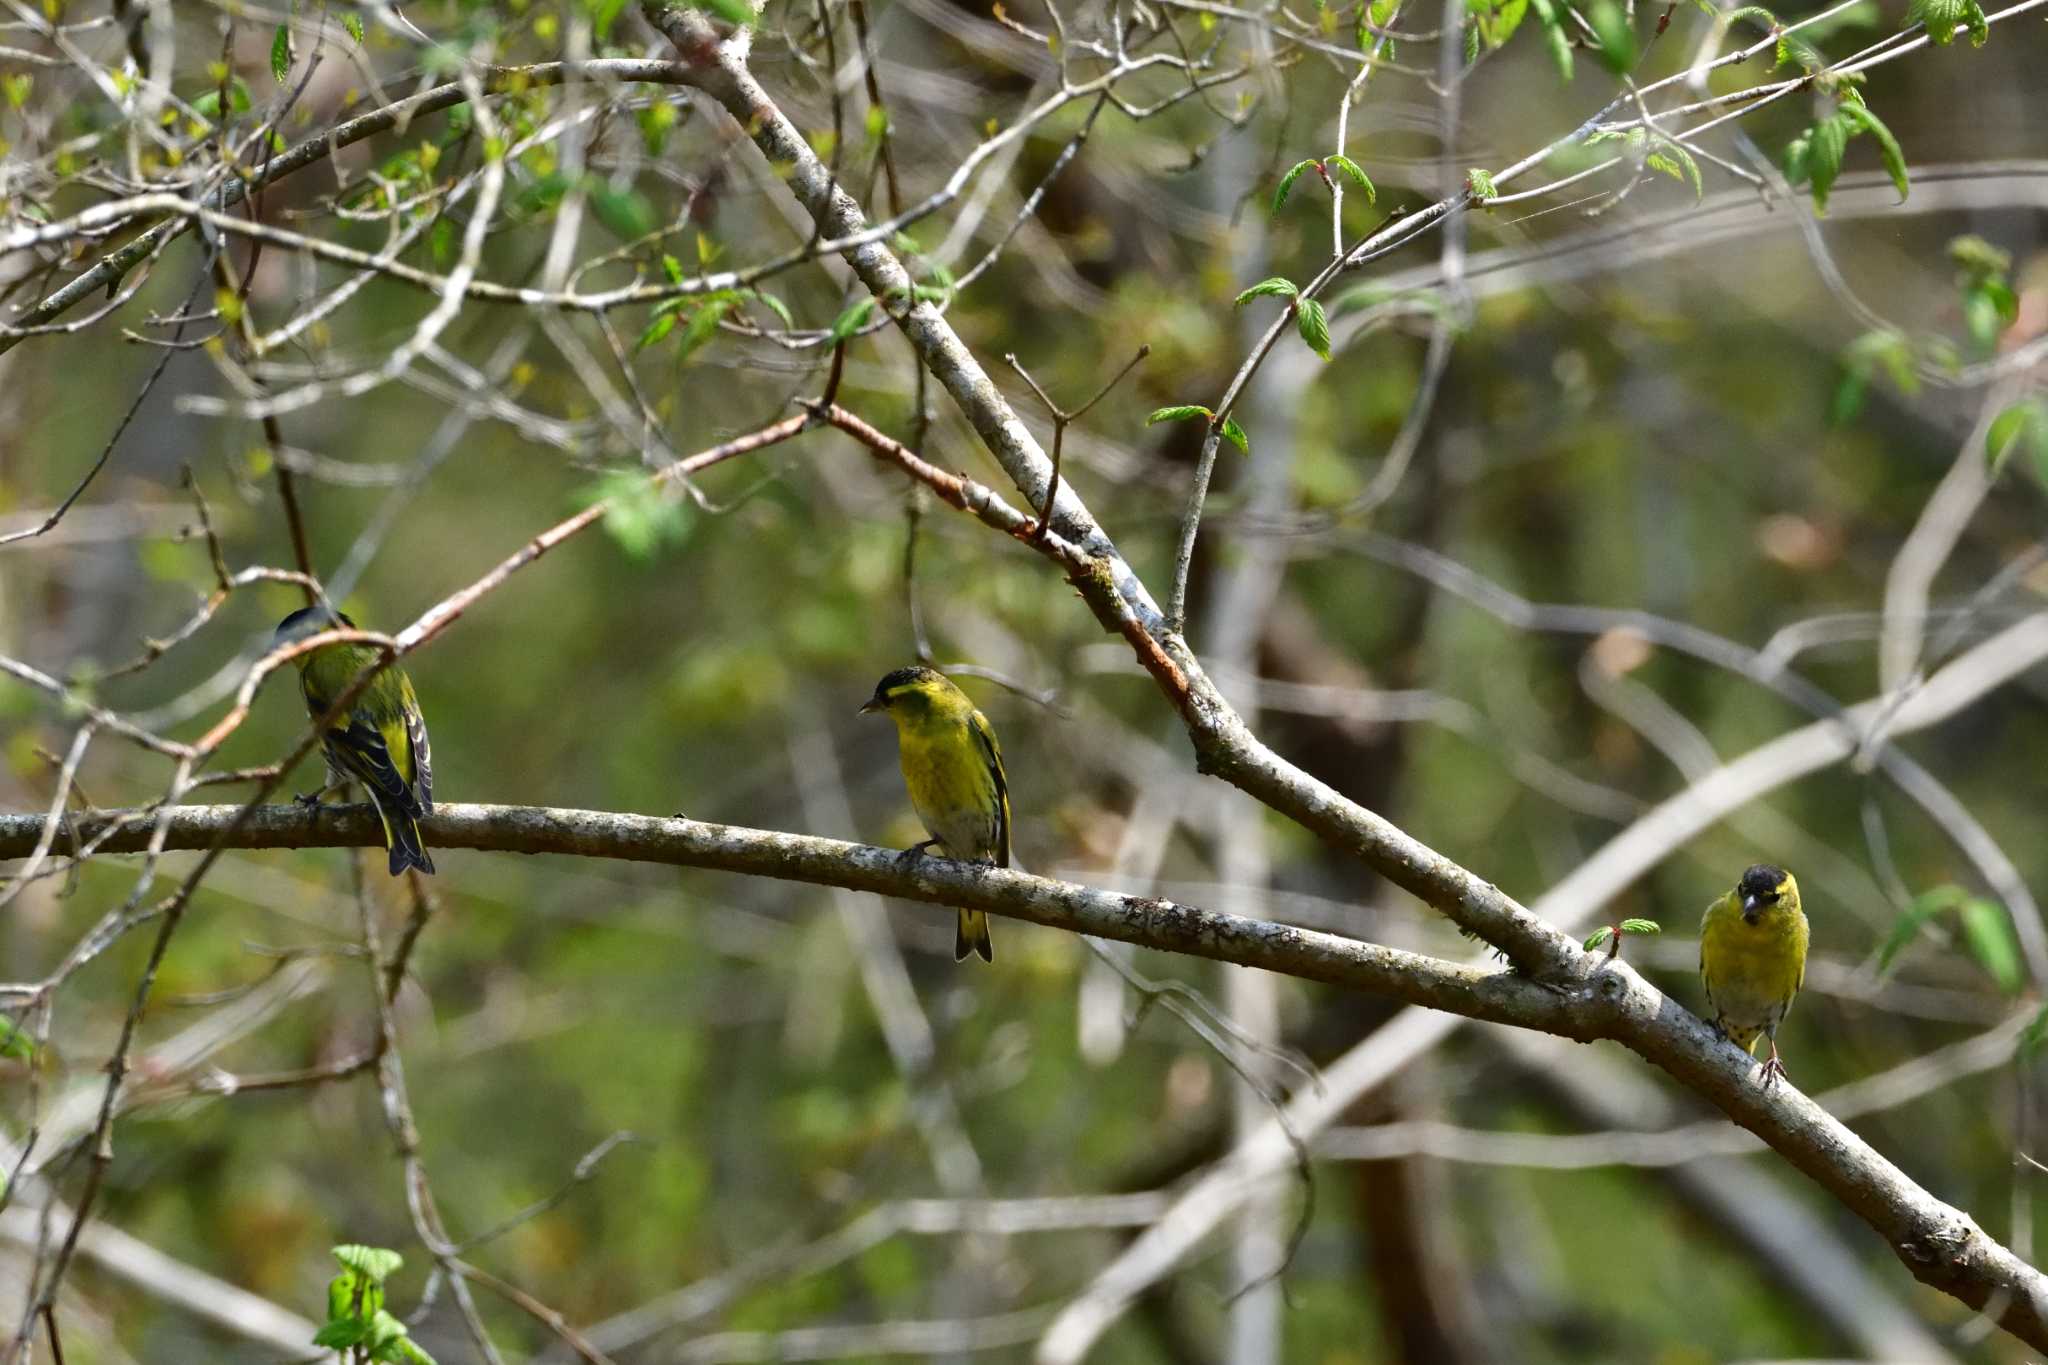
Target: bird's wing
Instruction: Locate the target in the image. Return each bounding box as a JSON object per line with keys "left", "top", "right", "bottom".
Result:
{"left": 323, "top": 705, "right": 418, "bottom": 815}
{"left": 302, "top": 662, "right": 416, "bottom": 813}
{"left": 969, "top": 709, "right": 1011, "bottom": 868}
{"left": 402, "top": 679, "right": 434, "bottom": 813}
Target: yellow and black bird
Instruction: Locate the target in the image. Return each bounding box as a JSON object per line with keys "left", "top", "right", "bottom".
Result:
{"left": 860, "top": 665, "right": 1009, "bottom": 962}
{"left": 273, "top": 605, "right": 435, "bottom": 877}
{"left": 1699, "top": 863, "right": 1808, "bottom": 1085}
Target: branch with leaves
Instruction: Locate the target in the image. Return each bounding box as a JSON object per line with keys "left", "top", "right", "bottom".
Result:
{"left": 3, "top": 0, "right": 2044, "bottom": 1355}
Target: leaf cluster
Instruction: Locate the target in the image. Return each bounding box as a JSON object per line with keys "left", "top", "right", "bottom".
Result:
{"left": 1906, "top": 0, "right": 1988, "bottom": 45}
{"left": 1876, "top": 886, "right": 2022, "bottom": 995}
{"left": 581, "top": 470, "right": 694, "bottom": 564}
{"left": 313, "top": 1246, "right": 436, "bottom": 1364}
{"left": 1783, "top": 89, "right": 1906, "bottom": 215}
{"left": 1950, "top": 234, "right": 2017, "bottom": 354}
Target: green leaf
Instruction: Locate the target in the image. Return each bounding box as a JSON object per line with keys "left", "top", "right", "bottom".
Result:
{"left": 1723, "top": 4, "right": 1777, "bottom": 28}
{"left": 1964, "top": 289, "right": 2003, "bottom": 352}
{"left": 1789, "top": 111, "right": 1851, "bottom": 214}
{"left": 1830, "top": 369, "right": 1869, "bottom": 427}
{"left": 1234, "top": 277, "right": 1299, "bottom": 307}
{"left": 1949, "top": 233, "right": 2012, "bottom": 281}
{"left": 1587, "top": 0, "right": 1636, "bottom": 71}
{"left": 1618, "top": 918, "right": 1662, "bottom": 935}
{"left": 747, "top": 290, "right": 795, "bottom": 329}
{"left": 1324, "top": 154, "right": 1376, "bottom": 202}
{"left": 1363, "top": 17, "right": 1397, "bottom": 52}
{"left": 1782, "top": 131, "right": 1811, "bottom": 192}
{"left": 1529, "top": 0, "right": 1574, "bottom": 80}
{"left": 1360, "top": 0, "right": 1400, "bottom": 49}
{"left": 343, "top": 12, "right": 366, "bottom": 46}
{"left": 1272, "top": 159, "right": 1318, "bottom": 214}
{"left": 1465, "top": 167, "right": 1498, "bottom": 201}
{"left": 1147, "top": 405, "right": 1213, "bottom": 426}
{"left": 1811, "top": 112, "right": 1850, "bottom": 204}
{"left": 1828, "top": 372, "right": 1873, "bottom": 429}
{"left": 1775, "top": 31, "right": 1824, "bottom": 70}
{"left": 0, "top": 1016, "right": 33, "bottom": 1062}
{"left": 676, "top": 298, "right": 735, "bottom": 361}
{"left": 661, "top": 253, "right": 686, "bottom": 287}
{"left": 588, "top": 184, "right": 658, "bottom": 241}
{"left": 1646, "top": 140, "right": 1703, "bottom": 202}
{"left": 641, "top": 104, "right": 680, "bottom": 157}
{"left": 270, "top": 24, "right": 292, "bottom": 83}
{"left": 1852, "top": 328, "right": 1917, "bottom": 393}
{"left": 387, "top": 1338, "right": 439, "bottom": 1365}
{"left": 582, "top": 470, "right": 691, "bottom": 564}
{"left": 364, "top": 1308, "right": 412, "bottom": 1353}
{"left": 692, "top": 0, "right": 758, "bottom": 23}
{"left": 635, "top": 312, "right": 678, "bottom": 352}
{"left": 1875, "top": 887, "right": 1964, "bottom": 976}
{"left": 314, "top": 1319, "right": 373, "bottom": 1349}
{"left": 189, "top": 78, "right": 252, "bottom": 121}
{"left": 326, "top": 1273, "right": 356, "bottom": 1323}
{"left": 1583, "top": 926, "right": 1616, "bottom": 951}
{"left": 1296, "top": 297, "right": 1331, "bottom": 361}
{"left": 1471, "top": 0, "right": 1529, "bottom": 47}
{"left": 1833, "top": 328, "right": 1916, "bottom": 424}
{"left": 1960, "top": 899, "right": 2022, "bottom": 994}
{"left": 826, "top": 297, "right": 876, "bottom": 346}
{"left": 1836, "top": 100, "right": 1909, "bottom": 202}
{"left": 1220, "top": 417, "right": 1249, "bottom": 453}
{"left": 1987, "top": 400, "right": 2048, "bottom": 476}
{"left": 333, "top": 1246, "right": 405, "bottom": 1283}
{"left": 1907, "top": 0, "right": 1985, "bottom": 44}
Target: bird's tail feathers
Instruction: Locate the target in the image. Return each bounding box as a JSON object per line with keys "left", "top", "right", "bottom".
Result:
{"left": 370, "top": 796, "right": 436, "bottom": 876}
{"left": 956, "top": 909, "right": 993, "bottom": 963}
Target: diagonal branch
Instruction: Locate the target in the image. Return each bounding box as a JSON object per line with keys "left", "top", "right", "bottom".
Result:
{"left": 629, "top": 5, "right": 2048, "bottom": 1353}
{"left": 7, "top": 794, "right": 2048, "bottom": 1347}
{"left": 0, "top": 801, "right": 1585, "bottom": 1028}
{"left": 642, "top": 0, "right": 1583, "bottom": 984}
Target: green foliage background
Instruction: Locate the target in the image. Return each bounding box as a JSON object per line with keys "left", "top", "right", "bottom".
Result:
{"left": 1, "top": 0, "right": 2046, "bottom": 1359}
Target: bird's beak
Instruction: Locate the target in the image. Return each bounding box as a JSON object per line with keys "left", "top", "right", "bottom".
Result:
{"left": 1740, "top": 893, "right": 1763, "bottom": 924}
{"left": 858, "top": 696, "right": 882, "bottom": 716}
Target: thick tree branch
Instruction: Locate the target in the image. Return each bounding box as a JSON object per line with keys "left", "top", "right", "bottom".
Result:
{"left": 1044, "top": 611, "right": 2048, "bottom": 1359}
{"left": 0, "top": 802, "right": 1575, "bottom": 1029}
{"left": 6, "top": 797, "right": 2046, "bottom": 1346}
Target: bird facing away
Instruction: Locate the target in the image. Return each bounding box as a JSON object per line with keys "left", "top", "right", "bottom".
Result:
{"left": 860, "top": 665, "right": 1009, "bottom": 962}
{"left": 273, "top": 606, "right": 435, "bottom": 877}
{"left": 1699, "top": 864, "right": 1807, "bottom": 1085}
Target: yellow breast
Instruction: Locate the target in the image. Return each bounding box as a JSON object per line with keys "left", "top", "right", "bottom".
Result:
{"left": 1699, "top": 895, "right": 1808, "bottom": 1047}
{"left": 898, "top": 724, "right": 1001, "bottom": 860}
